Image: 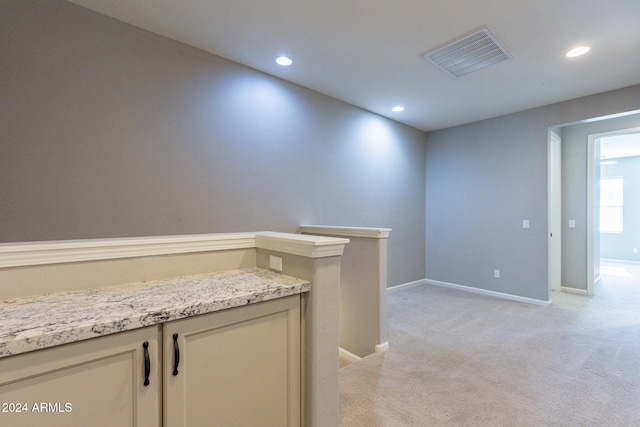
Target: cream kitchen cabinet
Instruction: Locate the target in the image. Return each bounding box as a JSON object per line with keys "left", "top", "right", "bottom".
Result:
{"left": 0, "top": 294, "right": 301, "bottom": 427}
{"left": 0, "top": 326, "right": 162, "bottom": 427}
{"left": 164, "top": 295, "right": 301, "bottom": 427}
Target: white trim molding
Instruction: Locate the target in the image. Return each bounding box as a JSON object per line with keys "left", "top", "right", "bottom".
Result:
{"left": 387, "top": 279, "right": 428, "bottom": 293}
{"left": 338, "top": 347, "right": 362, "bottom": 364}
{"left": 387, "top": 278, "right": 550, "bottom": 306}
{"left": 300, "top": 225, "right": 391, "bottom": 239}
{"left": 601, "top": 258, "right": 640, "bottom": 265}
{"left": 375, "top": 341, "right": 389, "bottom": 353}
{"left": 426, "top": 279, "right": 551, "bottom": 306}
{"left": 0, "top": 233, "right": 254, "bottom": 268}
{"left": 0, "top": 231, "right": 349, "bottom": 269}
{"left": 560, "top": 286, "right": 590, "bottom": 295}
{"left": 255, "top": 232, "right": 349, "bottom": 258}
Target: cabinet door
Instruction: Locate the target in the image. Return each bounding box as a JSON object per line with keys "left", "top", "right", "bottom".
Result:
{"left": 164, "top": 295, "right": 301, "bottom": 427}
{"left": 0, "top": 326, "right": 161, "bottom": 427}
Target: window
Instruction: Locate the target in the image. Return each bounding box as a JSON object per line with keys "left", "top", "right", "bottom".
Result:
{"left": 600, "top": 177, "right": 623, "bottom": 233}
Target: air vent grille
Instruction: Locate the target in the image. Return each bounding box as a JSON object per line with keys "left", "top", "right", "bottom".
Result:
{"left": 422, "top": 27, "right": 513, "bottom": 78}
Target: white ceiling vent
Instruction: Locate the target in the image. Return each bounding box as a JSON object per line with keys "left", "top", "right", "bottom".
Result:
{"left": 422, "top": 27, "right": 513, "bottom": 79}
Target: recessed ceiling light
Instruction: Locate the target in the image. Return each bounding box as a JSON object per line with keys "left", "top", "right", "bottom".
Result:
{"left": 275, "top": 56, "right": 293, "bottom": 66}
{"left": 392, "top": 106, "right": 405, "bottom": 112}
{"left": 566, "top": 46, "right": 590, "bottom": 58}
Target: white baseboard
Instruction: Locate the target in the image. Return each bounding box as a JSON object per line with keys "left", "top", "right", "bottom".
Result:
{"left": 339, "top": 342, "right": 388, "bottom": 361}
{"left": 560, "top": 286, "right": 590, "bottom": 295}
{"left": 387, "top": 279, "right": 428, "bottom": 293}
{"left": 338, "top": 347, "right": 362, "bottom": 363}
{"left": 601, "top": 258, "right": 640, "bottom": 265}
{"left": 393, "top": 278, "right": 551, "bottom": 306}
{"left": 375, "top": 341, "right": 389, "bottom": 353}
{"left": 426, "top": 279, "right": 551, "bottom": 306}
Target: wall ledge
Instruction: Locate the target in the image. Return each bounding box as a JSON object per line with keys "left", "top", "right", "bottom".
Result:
{"left": 300, "top": 225, "right": 391, "bottom": 239}
{"left": 255, "top": 231, "right": 348, "bottom": 258}
{"left": 0, "top": 231, "right": 349, "bottom": 269}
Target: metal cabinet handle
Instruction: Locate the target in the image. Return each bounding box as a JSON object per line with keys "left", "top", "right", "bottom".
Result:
{"left": 172, "top": 333, "right": 180, "bottom": 376}
{"left": 143, "top": 341, "right": 151, "bottom": 386}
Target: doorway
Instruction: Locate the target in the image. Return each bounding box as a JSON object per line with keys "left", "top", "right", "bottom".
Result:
{"left": 599, "top": 260, "right": 640, "bottom": 301}
{"left": 588, "top": 128, "right": 640, "bottom": 295}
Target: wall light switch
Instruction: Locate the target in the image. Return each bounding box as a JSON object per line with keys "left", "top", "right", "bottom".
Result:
{"left": 634, "top": 248, "right": 639, "bottom": 254}
{"left": 523, "top": 220, "right": 530, "bottom": 229}
{"left": 568, "top": 220, "right": 576, "bottom": 228}
{"left": 494, "top": 270, "right": 501, "bottom": 278}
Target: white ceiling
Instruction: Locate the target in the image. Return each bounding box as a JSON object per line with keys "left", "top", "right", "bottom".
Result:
{"left": 67, "top": 0, "right": 640, "bottom": 132}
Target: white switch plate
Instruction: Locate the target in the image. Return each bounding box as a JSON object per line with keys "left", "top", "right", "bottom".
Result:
{"left": 568, "top": 220, "right": 576, "bottom": 228}
{"left": 494, "top": 269, "right": 501, "bottom": 278}
{"left": 634, "top": 248, "right": 639, "bottom": 254}
{"left": 523, "top": 220, "right": 529, "bottom": 229}
{"left": 269, "top": 255, "right": 283, "bottom": 272}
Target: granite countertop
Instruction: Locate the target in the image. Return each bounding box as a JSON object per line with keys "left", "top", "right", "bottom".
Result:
{"left": 0, "top": 267, "right": 310, "bottom": 358}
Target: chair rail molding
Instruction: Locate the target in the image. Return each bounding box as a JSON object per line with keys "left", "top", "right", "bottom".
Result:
{"left": 0, "top": 232, "right": 349, "bottom": 269}
{"left": 299, "top": 225, "right": 391, "bottom": 239}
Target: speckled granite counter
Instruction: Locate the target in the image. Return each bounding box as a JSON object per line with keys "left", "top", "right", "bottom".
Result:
{"left": 0, "top": 267, "right": 310, "bottom": 358}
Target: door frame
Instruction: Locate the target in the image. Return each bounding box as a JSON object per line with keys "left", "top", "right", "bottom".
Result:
{"left": 548, "top": 129, "right": 562, "bottom": 295}
{"left": 587, "top": 133, "right": 598, "bottom": 296}
{"left": 587, "top": 126, "right": 640, "bottom": 295}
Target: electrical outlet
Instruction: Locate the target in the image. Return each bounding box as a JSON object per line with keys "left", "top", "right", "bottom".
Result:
{"left": 523, "top": 220, "right": 529, "bottom": 229}
{"left": 494, "top": 269, "right": 501, "bottom": 278}
{"left": 269, "top": 255, "right": 283, "bottom": 272}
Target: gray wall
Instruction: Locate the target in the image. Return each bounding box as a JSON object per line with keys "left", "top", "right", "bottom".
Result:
{"left": 0, "top": 0, "right": 426, "bottom": 288}
{"left": 425, "top": 86, "right": 640, "bottom": 301}
{"left": 601, "top": 156, "right": 640, "bottom": 262}
{"left": 560, "top": 114, "right": 640, "bottom": 289}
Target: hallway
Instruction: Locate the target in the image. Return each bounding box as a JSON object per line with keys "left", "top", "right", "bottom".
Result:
{"left": 339, "top": 273, "right": 640, "bottom": 426}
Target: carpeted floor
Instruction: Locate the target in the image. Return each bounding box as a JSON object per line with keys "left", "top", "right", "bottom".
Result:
{"left": 339, "top": 261, "right": 640, "bottom": 426}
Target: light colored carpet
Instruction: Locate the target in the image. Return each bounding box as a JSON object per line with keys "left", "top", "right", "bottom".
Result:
{"left": 340, "top": 355, "right": 355, "bottom": 369}
{"left": 339, "top": 261, "right": 640, "bottom": 426}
